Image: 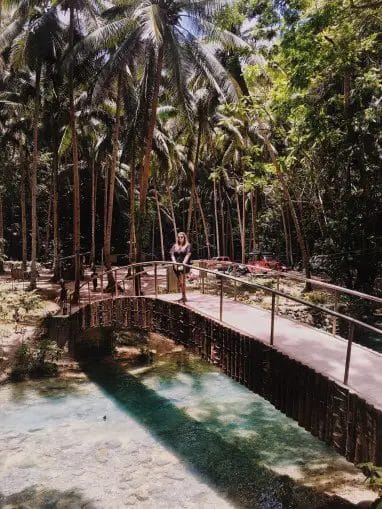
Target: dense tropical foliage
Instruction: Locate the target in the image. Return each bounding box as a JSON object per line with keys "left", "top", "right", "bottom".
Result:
{"left": 0, "top": 0, "right": 381, "bottom": 292}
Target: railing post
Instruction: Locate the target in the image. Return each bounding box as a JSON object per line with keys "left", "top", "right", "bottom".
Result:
{"left": 87, "top": 282, "right": 91, "bottom": 306}
{"left": 115, "top": 270, "right": 118, "bottom": 297}
{"left": 154, "top": 264, "right": 158, "bottom": 297}
{"left": 344, "top": 322, "right": 355, "bottom": 385}
{"left": 270, "top": 293, "right": 275, "bottom": 345}
{"left": 101, "top": 272, "right": 104, "bottom": 294}
{"left": 219, "top": 278, "right": 223, "bottom": 321}
{"left": 332, "top": 290, "right": 338, "bottom": 336}
{"left": 201, "top": 269, "right": 205, "bottom": 294}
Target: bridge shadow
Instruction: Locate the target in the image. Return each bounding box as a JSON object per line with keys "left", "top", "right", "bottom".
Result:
{"left": 82, "top": 358, "right": 357, "bottom": 509}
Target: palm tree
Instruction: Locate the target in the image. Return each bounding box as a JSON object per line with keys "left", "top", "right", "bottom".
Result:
{"left": 0, "top": 6, "right": 63, "bottom": 288}
{"left": 75, "top": 0, "right": 243, "bottom": 263}
{"left": 186, "top": 86, "right": 218, "bottom": 239}
{"left": 60, "top": 0, "right": 104, "bottom": 300}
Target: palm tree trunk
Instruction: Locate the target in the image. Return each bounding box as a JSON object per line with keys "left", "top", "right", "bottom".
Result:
{"left": 167, "top": 183, "right": 177, "bottom": 241}
{"left": 136, "top": 46, "right": 163, "bottom": 271}
{"left": 69, "top": 4, "right": 81, "bottom": 302}
{"left": 21, "top": 155, "right": 27, "bottom": 272}
{"left": 29, "top": 65, "right": 41, "bottom": 290}
{"left": 235, "top": 189, "right": 243, "bottom": 262}
{"left": 218, "top": 182, "right": 225, "bottom": 255}
{"left": 139, "top": 46, "right": 163, "bottom": 212}
{"left": 104, "top": 73, "right": 122, "bottom": 290}
{"left": 196, "top": 192, "right": 211, "bottom": 258}
{"left": 154, "top": 187, "right": 165, "bottom": 260}
{"left": 103, "top": 162, "right": 108, "bottom": 251}
{"left": 186, "top": 120, "right": 201, "bottom": 236}
{"left": 286, "top": 211, "right": 294, "bottom": 267}
{"left": 90, "top": 155, "right": 97, "bottom": 267}
{"left": 228, "top": 201, "right": 235, "bottom": 261}
{"left": 0, "top": 188, "right": 4, "bottom": 274}
{"left": 129, "top": 163, "right": 136, "bottom": 264}
{"left": 45, "top": 173, "right": 53, "bottom": 250}
{"left": 250, "top": 189, "right": 257, "bottom": 252}
{"left": 281, "top": 206, "right": 290, "bottom": 265}
{"left": 213, "top": 179, "right": 220, "bottom": 257}
{"left": 52, "top": 143, "right": 60, "bottom": 281}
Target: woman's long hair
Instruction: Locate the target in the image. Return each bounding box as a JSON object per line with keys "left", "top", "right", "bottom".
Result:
{"left": 175, "top": 231, "right": 190, "bottom": 249}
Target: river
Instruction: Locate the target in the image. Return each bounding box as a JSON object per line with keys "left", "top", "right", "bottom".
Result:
{"left": 0, "top": 338, "right": 375, "bottom": 509}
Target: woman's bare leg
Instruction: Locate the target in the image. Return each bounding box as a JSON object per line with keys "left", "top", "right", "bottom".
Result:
{"left": 181, "top": 272, "right": 187, "bottom": 302}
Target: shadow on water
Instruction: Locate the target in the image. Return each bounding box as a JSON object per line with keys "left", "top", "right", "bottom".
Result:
{"left": 83, "top": 358, "right": 357, "bottom": 509}
{"left": 0, "top": 486, "right": 95, "bottom": 509}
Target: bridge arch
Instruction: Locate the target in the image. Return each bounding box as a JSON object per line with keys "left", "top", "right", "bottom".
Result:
{"left": 47, "top": 295, "right": 382, "bottom": 467}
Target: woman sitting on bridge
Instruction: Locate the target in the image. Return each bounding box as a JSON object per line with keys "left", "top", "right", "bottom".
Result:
{"left": 170, "top": 232, "right": 192, "bottom": 304}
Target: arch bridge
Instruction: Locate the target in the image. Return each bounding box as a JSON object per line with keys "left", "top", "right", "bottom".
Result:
{"left": 47, "top": 261, "right": 382, "bottom": 467}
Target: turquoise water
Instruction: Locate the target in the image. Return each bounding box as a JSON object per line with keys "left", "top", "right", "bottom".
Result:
{"left": 0, "top": 348, "right": 373, "bottom": 508}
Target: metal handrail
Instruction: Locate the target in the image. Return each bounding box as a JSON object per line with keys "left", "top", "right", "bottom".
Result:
{"left": 200, "top": 259, "right": 382, "bottom": 305}
{"left": 63, "top": 260, "right": 382, "bottom": 386}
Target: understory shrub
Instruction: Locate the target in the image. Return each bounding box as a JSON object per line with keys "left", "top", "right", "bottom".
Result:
{"left": 10, "top": 339, "right": 63, "bottom": 381}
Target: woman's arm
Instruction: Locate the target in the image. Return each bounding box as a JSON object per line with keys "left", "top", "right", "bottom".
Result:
{"left": 170, "top": 244, "right": 176, "bottom": 263}
{"left": 182, "top": 245, "right": 191, "bottom": 265}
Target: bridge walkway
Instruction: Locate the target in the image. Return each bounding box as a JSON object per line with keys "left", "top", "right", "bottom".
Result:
{"left": 159, "top": 292, "right": 382, "bottom": 411}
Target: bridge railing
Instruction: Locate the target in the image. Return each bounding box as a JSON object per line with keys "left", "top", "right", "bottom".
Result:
{"left": 65, "top": 260, "right": 382, "bottom": 387}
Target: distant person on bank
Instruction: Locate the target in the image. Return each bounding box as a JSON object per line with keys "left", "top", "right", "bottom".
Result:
{"left": 170, "top": 232, "right": 192, "bottom": 304}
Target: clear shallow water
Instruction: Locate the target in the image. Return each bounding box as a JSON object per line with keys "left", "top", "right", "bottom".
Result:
{"left": 0, "top": 349, "right": 373, "bottom": 509}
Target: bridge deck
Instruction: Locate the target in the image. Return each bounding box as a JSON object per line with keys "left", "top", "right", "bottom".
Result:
{"left": 158, "top": 292, "right": 382, "bottom": 411}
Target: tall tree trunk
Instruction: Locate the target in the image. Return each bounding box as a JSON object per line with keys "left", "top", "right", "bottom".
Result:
{"left": 218, "top": 182, "right": 225, "bottom": 256}
{"left": 250, "top": 189, "right": 257, "bottom": 253}
{"left": 167, "top": 183, "right": 177, "bottom": 242}
{"left": 286, "top": 211, "right": 294, "bottom": 267}
{"left": 139, "top": 46, "right": 163, "bottom": 212}
{"left": 235, "top": 189, "right": 244, "bottom": 264}
{"left": 213, "top": 179, "right": 220, "bottom": 257}
{"left": 196, "top": 192, "right": 211, "bottom": 259}
{"left": 154, "top": 187, "right": 165, "bottom": 261}
{"left": 90, "top": 155, "right": 97, "bottom": 268}
{"left": 45, "top": 173, "right": 53, "bottom": 251}
{"left": 104, "top": 73, "right": 122, "bottom": 290}
{"left": 241, "top": 189, "right": 246, "bottom": 264}
{"left": 186, "top": 119, "right": 202, "bottom": 236}
{"left": 281, "top": 206, "right": 290, "bottom": 265}
{"left": 136, "top": 47, "right": 163, "bottom": 273}
{"left": 69, "top": 5, "right": 81, "bottom": 302}
{"left": 29, "top": 65, "right": 41, "bottom": 290}
{"left": 21, "top": 154, "right": 28, "bottom": 272}
{"left": 52, "top": 142, "right": 60, "bottom": 281}
{"left": 228, "top": 201, "right": 235, "bottom": 261}
{"left": 0, "top": 187, "right": 4, "bottom": 274}
{"left": 103, "top": 161, "right": 108, "bottom": 252}
{"left": 129, "top": 162, "right": 136, "bottom": 265}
